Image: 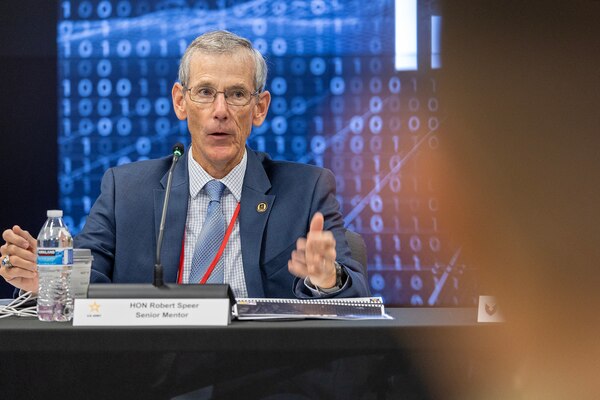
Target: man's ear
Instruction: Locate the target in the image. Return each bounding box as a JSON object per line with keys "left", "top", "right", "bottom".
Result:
{"left": 252, "top": 90, "right": 271, "bottom": 127}
{"left": 172, "top": 82, "right": 187, "bottom": 121}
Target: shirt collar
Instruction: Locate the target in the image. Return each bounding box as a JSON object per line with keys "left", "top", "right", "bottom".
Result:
{"left": 188, "top": 147, "right": 246, "bottom": 202}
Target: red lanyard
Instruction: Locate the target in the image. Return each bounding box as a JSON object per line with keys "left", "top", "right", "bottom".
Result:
{"left": 177, "top": 202, "right": 241, "bottom": 284}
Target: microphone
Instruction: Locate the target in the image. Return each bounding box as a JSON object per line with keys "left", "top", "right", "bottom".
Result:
{"left": 154, "top": 143, "right": 185, "bottom": 287}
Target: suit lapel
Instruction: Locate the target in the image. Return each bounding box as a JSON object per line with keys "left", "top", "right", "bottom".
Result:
{"left": 240, "top": 148, "right": 274, "bottom": 297}
{"left": 154, "top": 154, "right": 189, "bottom": 283}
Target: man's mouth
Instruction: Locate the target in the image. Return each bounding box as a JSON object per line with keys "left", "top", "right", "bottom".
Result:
{"left": 209, "top": 131, "right": 230, "bottom": 137}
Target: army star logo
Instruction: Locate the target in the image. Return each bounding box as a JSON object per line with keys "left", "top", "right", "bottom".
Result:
{"left": 89, "top": 301, "right": 101, "bottom": 313}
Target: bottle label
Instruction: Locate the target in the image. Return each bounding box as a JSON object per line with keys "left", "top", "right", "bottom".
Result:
{"left": 37, "top": 248, "right": 73, "bottom": 266}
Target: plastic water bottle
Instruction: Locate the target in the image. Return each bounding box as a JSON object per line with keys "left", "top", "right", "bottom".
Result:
{"left": 36, "top": 210, "right": 73, "bottom": 322}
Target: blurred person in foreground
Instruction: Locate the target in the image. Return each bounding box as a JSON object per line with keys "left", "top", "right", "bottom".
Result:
{"left": 432, "top": 1, "right": 600, "bottom": 399}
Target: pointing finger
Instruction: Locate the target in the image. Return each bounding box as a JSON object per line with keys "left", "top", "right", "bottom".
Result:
{"left": 309, "top": 212, "right": 324, "bottom": 233}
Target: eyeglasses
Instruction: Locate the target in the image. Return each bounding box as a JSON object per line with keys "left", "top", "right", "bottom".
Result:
{"left": 184, "top": 86, "right": 260, "bottom": 107}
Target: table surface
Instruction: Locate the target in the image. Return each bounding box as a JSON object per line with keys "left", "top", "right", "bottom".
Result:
{"left": 0, "top": 307, "right": 502, "bottom": 353}
{"left": 0, "top": 307, "right": 509, "bottom": 400}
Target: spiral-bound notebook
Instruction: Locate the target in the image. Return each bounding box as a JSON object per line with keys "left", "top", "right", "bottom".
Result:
{"left": 232, "top": 297, "right": 392, "bottom": 320}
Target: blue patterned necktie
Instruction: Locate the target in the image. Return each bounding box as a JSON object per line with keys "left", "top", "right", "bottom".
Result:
{"left": 189, "top": 180, "right": 226, "bottom": 283}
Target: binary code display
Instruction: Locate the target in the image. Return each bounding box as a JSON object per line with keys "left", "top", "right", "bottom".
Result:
{"left": 58, "top": 0, "right": 478, "bottom": 306}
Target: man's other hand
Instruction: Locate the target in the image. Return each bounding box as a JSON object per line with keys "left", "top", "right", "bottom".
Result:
{"left": 288, "top": 212, "right": 337, "bottom": 289}
{"left": 0, "top": 226, "right": 38, "bottom": 293}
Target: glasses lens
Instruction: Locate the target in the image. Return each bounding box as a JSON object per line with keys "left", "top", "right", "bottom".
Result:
{"left": 224, "top": 88, "right": 251, "bottom": 106}
{"left": 190, "top": 87, "right": 216, "bottom": 103}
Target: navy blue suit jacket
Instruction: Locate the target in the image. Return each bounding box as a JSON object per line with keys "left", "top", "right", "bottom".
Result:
{"left": 74, "top": 147, "right": 370, "bottom": 298}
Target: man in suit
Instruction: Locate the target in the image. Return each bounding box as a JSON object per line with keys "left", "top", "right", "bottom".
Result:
{"left": 0, "top": 30, "right": 369, "bottom": 300}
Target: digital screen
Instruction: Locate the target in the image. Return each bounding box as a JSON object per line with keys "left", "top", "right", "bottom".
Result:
{"left": 58, "top": 0, "right": 477, "bottom": 306}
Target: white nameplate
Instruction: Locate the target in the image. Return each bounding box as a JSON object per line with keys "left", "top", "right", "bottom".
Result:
{"left": 477, "top": 295, "right": 504, "bottom": 323}
{"left": 73, "top": 298, "right": 231, "bottom": 326}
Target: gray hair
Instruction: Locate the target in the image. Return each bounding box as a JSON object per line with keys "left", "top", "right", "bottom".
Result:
{"left": 178, "top": 30, "right": 268, "bottom": 92}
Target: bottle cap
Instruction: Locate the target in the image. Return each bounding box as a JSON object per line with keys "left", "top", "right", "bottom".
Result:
{"left": 47, "top": 210, "right": 63, "bottom": 218}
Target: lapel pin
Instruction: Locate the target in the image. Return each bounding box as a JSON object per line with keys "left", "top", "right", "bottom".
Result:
{"left": 256, "top": 202, "right": 268, "bottom": 213}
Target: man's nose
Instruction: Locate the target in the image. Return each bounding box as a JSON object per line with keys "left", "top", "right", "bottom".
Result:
{"left": 212, "top": 92, "right": 229, "bottom": 118}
